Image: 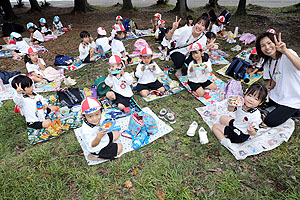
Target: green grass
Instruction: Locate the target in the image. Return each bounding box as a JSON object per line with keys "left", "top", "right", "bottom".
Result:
{"left": 1, "top": 5, "right": 300, "bottom": 200}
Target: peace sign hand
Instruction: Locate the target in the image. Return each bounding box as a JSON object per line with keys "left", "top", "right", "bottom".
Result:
{"left": 274, "top": 33, "right": 287, "bottom": 54}
{"left": 172, "top": 16, "right": 182, "bottom": 30}
{"left": 15, "top": 83, "right": 24, "bottom": 94}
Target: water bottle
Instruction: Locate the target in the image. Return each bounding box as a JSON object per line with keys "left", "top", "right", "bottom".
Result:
{"left": 244, "top": 73, "right": 250, "bottom": 83}
{"left": 36, "top": 101, "right": 45, "bottom": 121}
{"left": 91, "top": 85, "right": 98, "bottom": 99}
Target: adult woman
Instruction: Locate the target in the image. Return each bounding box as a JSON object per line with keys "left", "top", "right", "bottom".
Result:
{"left": 167, "top": 15, "right": 209, "bottom": 76}
{"left": 256, "top": 30, "right": 300, "bottom": 127}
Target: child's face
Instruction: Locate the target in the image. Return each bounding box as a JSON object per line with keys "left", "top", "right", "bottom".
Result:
{"left": 29, "top": 28, "right": 34, "bottom": 33}
{"left": 40, "top": 23, "right": 45, "bottom": 26}
{"left": 251, "top": 55, "right": 259, "bottom": 62}
{"left": 217, "top": 21, "right": 222, "bottom": 26}
{"left": 82, "top": 36, "right": 90, "bottom": 43}
{"left": 23, "top": 85, "right": 34, "bottom": 95}
{"left": 207, "top": 38, "right": 216, "bottom": 44}
{"left": 141, "top": 56, "right": 152, "bottom": 65}
{"left": 116, "top": 20, "right": 122, "bottom": 24}
{"left": 154, "top": 17, "right": 159, "bottom": 22}
{"left": 244, "top": 92, "right": 263, "bottom": 109}
{"left": 159, "top": 23, "right": 165, "bottom": 28}
{"left": 117, "top": 32, "right": 125, "bottom": 39}
{"left": 165, "top": 31, "right": 171, "bottom": 39}
{"left": 29, "top": 53, "right": 39, "bottom": 62}
{"left": 188, "top": 19, "right": 193, "bottom": 25}
{"left": 85, "top": 110, "right": 102, "bottom": 125}
{"left": 191, "top": 50, "right": 202, "bottom": 61}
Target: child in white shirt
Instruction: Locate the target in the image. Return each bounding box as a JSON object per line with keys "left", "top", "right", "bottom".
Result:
{"left": 245, "top": 48, "right": 264, "bottom": 78}
{"left": 10, "top": 32, "right": 29, "bottom": 55}
{"left": 38, "top": 18, "right": 52, "bottom": 36}
{"left": 80, "top": 97, "right": 123, "bottom": 160}
{"left": 212, "top": 83, "right": 267, "bottom": 150}
{"left": 52, "top": 16, "right": 63, "bottom": 32}
{"left": 151, "top": 13, "right": 161, "bottom": 33}
{"left": 95, "top": 27, "right": 111, "bottom": 54}
{"left": 11, "top": 75, "right": 58, "bottom": 129}
{"left": 160, "top": 27, "right": 171, "bottom": 60}
{"left": 135, "top": 47, "right": 165, "bottom": 97}
{"left": 211, "top": 16, "right": 226, "bottom": 38}
{"left": 111, "top": 16, "right": 125, "bottom": 38}
{"left": 187, "top": 42, "right": 217, "bottom": 97}
{"left": 204, "top": 32, "right": 218, "bottom": 56}
{"left": 27, "top": 22, "right": 44, "bottom": 44}
{"left": 105, "top": 55, "right": 133, "bottom": 111}
{"left": 155, "top": 20, "right": 166, "bottom": 43}
{"left": 79, "top": 31, "right": 96, "bottom": 63}
{"left": 24, "top": 47, "right": 47, "bottom": 83}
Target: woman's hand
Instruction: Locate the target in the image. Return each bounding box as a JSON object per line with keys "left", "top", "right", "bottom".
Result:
{"left": 172, "top": 16, "right": 182, "bottom": 31}
{"left": 274, "top": 33, "right": 288, "bottom": 54}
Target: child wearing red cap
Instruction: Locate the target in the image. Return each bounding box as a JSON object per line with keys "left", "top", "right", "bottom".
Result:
{"left": 245, "top": 48, "right": 264, "bottom": 78}
{"left": 135, "top": 46, "right": 165, "bottom": 97}
{"left": 95, "top": 27, "right": 111, "bottom": 53}
{"left": 151, "top": 13, "right": 162, "bottom": 33}
{"left": 187, "top": 42, "right": 217, "bottom": 97}
{"left": 155, "top": 19, "right": 167, "bottom": 43}
{"left": 105, "top": 55, "right": 133, "bottom": 111}
{"left": 211, "top": 16, "right": 226, "bottom": 38}
{"left": 24, "top": 47, "right": 47, "bottom": 82}
{"left": 81, "top": 97, "right": 122, "bottom": 161}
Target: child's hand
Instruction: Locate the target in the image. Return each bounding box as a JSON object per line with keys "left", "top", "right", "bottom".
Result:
{"left": 90, "top": 36, "right": 93, "bottom": 41}
{"left": 141, "top": 66, "right": 145, "bottom": 71}
{"left": 15, "top": 83, "right": 24, "bottom": 94}
{"left": 190, "top": 66, "right": 194, "bottom": 72}
{"left": 152, "top": 65, "right": 156, "bottom": 71}
{"left": 97, "top": 129, "right": 107, "bottom": 137}
{"left": 247, "top": 122, "right": 256, "bottom": 136}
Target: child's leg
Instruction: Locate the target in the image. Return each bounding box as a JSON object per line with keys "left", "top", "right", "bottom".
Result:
{"left": 219, "top": 115, "right": 234, "bottom": 125}
{"left": 118, "top": 103, "right": 125, "bottom": 110}
{"left": 42, "top": 119, "right": 52, "bottom": 128}
{"left": 90, "top": 48, "right": 95, "bottom": 57}
{"left": 48, "top": 105, "right": 59, "bottom": 112}
{"left": 31, "top": 75, "right": 43, "bottom": 82}
{"left": 205, "top": 82, "right": 217, "bottom": 91}
{"left": 106, "top": 91, "right": 116, "bottom": 100}
{"left": 117, "top": 143, "right": 123, "bottom": 155}
{"left": 193, "top": 87, "right": 205, "bottom": 97}
{"left": 157, "top": 86, "right": 166, "bottom": 92}
{"left": 140, "top": 90, "right": 150, "bottom": 97}
{"left": 212, "top": 124, "right": 226, "bottom": 140}
{"left": 112, "top": 130, "right": 120, "bottom": 141}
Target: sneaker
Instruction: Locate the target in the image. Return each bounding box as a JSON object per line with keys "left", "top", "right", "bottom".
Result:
{"left": 231, "top": 45, "right": 241, "bottom": 52}
{"left": 187, "top": 121, "right": 198, "bottom": 136}
{"left": 198, "top": 127, "right": 209, "bottom": 144}
{"left": 159, "top": 108, "right": 168, "bottom": 119}
{"left": 159, "top": 54, "right": 165, "bottom": 61}
{"left": 165, "top": 112, "right": 176, "bottom": 124}
{"left": 220, "top": 138, "right": 237, "bottom": 151}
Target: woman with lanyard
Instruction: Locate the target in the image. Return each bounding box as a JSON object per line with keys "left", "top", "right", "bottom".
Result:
{"left": 256, "top": 29, "right": 300, "bottom": 127}
{"left": 167, "top": 15, "right": 209, "bottom": 76}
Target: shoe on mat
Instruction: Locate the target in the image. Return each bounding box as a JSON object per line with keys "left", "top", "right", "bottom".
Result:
{"left": 164, "top": 112, "right": 176, "bottom": 124}
{"left": 198, "top": 127, "right": 208, "bottom": 144}
{"left": 159, "top": 108, "right": 168, "bottom": 119}
{"left": 220, "top": 138, "right": 237, "bottom": 152}
{"left": 187, "top": 121, "right": 198, "bottom": 137}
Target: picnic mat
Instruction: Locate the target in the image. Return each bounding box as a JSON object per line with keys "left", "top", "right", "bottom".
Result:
{"left": 177, "top": 72, "right": 226, "bottom": 106}
{"left": 0, "top": 50, "right": 13, "bottom": 58}
{"left": 195, "top": 100, "right": 294, "bottom": 160}
{"left": 74, "top": 107, "right": 173, "bottom": 165}
{"left": 56, "top": 55, "right": 102, "bottom": 71}
{"left": 131, "top": 70, "right": 184, "bottom": 102}
{"left": 33, "top": 79, "right": 62, "bottom": 93}
{"left": 0, "top": 84, "right": 15, "bottom": 102}
{"left": 124, "top": 31, "right": 138, "bottom": 40}
{"left": 135, "top": 29, "right": 155, "bottom": 37}
{"left": 209, "top": 51, "right": 230, "bottom": 65}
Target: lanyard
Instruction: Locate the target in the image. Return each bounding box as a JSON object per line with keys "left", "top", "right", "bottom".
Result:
{"left": 268, "top": 59, "right": 279, "bottom": 80}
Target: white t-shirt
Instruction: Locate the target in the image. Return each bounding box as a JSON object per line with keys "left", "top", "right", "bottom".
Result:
{"left": 111, "top": 38, "right": 125, "bottom": 58}
{"left": 211, "top": 24, "right": 224, "bottom": 34}
{"left": 79, "top": 42, "right": 95, "bottom": 60}
{"left": 26, "top": 58, "right": 46, "bottom": 75}
{"left": 105, "top": 72, "right": 133, "bottom": 97}
{"left": 233, "top": 107, "right": 262, "bottom": 135}
{"left": 170, "top": 26, "right": 207, "bottom": 56}
{"left": 53, "top": 21, "right": 63, "bottom": 30}
{"left": 187, "top": 60, "right": 212, "bottom": 83}
{"left": 13, "top": 92, "right": 48, "bottom": 123}
{"left": 40, "top": 26, "right": 51, "bottom": 34}
{"left": 33, "top": 30, "right": 44, "bottom": 42}
{"left": 95, "top": 37, "right": 111, "bottom": 52}
{"left": 81, "top": 119, "right": 110, "bottom": 153}
{"left": 161, "top": 37, "right": 170, "bottom": 48}
{"left": 135, "top": 61, "right": 162, "bottom": 84}
{"left": 15, "top": 40, "right": 29, "bottom": 54}
{"left": 263, "top": 49, "right": 300, "bottom": 109}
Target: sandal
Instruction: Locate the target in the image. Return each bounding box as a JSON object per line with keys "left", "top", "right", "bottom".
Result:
{"left": 165, "top": 112, "right": 176, "bottom": 124}
{"left": 159, "top": 108, "right": 168, "bottom": 119}
{"left": 187, "top": 121, "right": 198, "bottom": 137}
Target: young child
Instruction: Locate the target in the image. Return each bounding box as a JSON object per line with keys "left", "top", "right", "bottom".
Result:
{"left": 52, "top": 16, "right": 63, "bottom": 32}
{"left": 105, "top": 55, "right": 133, "bottom": 111}
{"left": 111, "top": 25, "right": 131, "bottom": 65}
{"left": 204, "top": 31, "right": 218, "bottom": 55}
{"left": 160, "top": 27, "right": 171, "bottom": 61}
{"left": 212, "top": 83, "right": 268, "bottom": 150}
{"left": 12, "top": 74, "right": 59, "bottom": 129}
{"left": 80, "top": 97, "right": 123, "bottom": 161}
{"left": 211, "top": 16, "right": 225, "bottom": 38}
{"left": 187, "top": 42, "right": 217, "bottom": 97}
{"left": 27, "top": 22, "right": 44, "bottom": 44}
{"left": 245, "top": 48, "right": 264, "bottom": 78}
{"left": 155, "top": 19, "right": 166, "bottom": 43}
{"left": 151, "top": 13, "right": 161, "bottom": 33}
{"left": 135, "top": 46, "right": 165, "bottom": 97}
{"left": 24, "top": 47, "right": 47, "bottom": 82}
{"left": 185, "top": 15, "right": 194, "bottom": 27}
{"left": 111, "top": 16, "right": 125, "bottom": 38}
{"left": 10, "top": 32, "right": 30, "bottom": 55}
{"left": 95, "top": 27, "right": 111, "bottom": 53}
{"left": 38, "top": 18, "right": 52, "bottom": 36}
{"left": 79, "top": 31, "right": 96, "bottom": 63}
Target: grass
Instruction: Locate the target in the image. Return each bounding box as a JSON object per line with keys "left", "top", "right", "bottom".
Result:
{"left": 0, "top": 4, "right": 300, "bottom": 200}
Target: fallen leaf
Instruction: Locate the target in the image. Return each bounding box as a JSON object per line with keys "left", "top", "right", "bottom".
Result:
{"left": 206, "top": 155, "right": 210, "bottom": 161}
{"left": 26, "top": 176, "right": 31, "bottom": 179}
{"left": 215, "top": 181, "right": 219, "bottom": 185}
{"left": 157, "top": 189, "right": 165, "bottom": 200}
{"left": 201, "top": 188, "right": 205, "bottom": 193}
{"left": 207, "top": 143, "right": 215, "bottom": 146}
{"left": 97, "top": 169, "right": 108, "bottom": 175}
{"left": 80, "top": 153, "right": 84, "bottom": 156}
{"left": 133, "top": 169, "right": 137, "bottom": 176}
{"left": 124, "top": 180, "right": 133, "bottom": 189}
{"left": 0, "top": 162, "right": 5, "bottom": 165}
{"left": 137, "top": 165, "right": 143, "bottom": 169}
{"left": 45, "top": 174, "right": 49, "bottom": 178}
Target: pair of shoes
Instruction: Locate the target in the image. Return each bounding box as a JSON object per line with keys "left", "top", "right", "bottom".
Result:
{"left": 187, "top": 121, "right": 198, "bottom": 136}
{"left": 150, "top": 90, "right": 164, "bottom": 96}
{"left": 231, "top": 45, "right": 241, "bottom": 51}
{"left": 64, "top": 76, "right": 76, "bottom": 86}
{"left": 159, "top": 108, "right": 176, "bottom": 124}
{"left": 259, "top": 122, "right": 269, "bottom": 128}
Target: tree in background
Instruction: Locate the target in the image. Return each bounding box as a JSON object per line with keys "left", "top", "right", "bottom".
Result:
{"left": 72, "top": 0, "right": 93, "bottom": 13}
{"left": 29, "top": 0, "right": 41, "bottom": 11}
{"left": 235, "top": 0, "right": 247, "bottom": 15}
{"left": 172, "top": 0, "right": 189, "bottom": 13}
{"left": 0, "top": 0, "right": 17, "bottom": 20}
{"left": 206, "top": 0, "right": 219, "bottom": 8}
{"left": 157, "top": 0, "right": 169, "bottom": 5}
{"left": 122, "top": 0, "right": 134, "bottom": 10}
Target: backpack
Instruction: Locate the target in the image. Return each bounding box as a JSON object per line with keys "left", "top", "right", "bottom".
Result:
{"left": 57, "top": 88, "right": 84, "bottom": 108}
{"left": 94, "top": 76, "right": 110, "bottom": 97}
{"left": 133, "top": 39, "right": 149, "bottom": 53}
{"left": 224, "top": 79, "right": 243, "bottom": 99}
{"left": 220, "top": 9, "right": 231, "bottom": 25}
{"left": 225, "top": 57, "right": 250, "bottom": 80}
{"left": 123, "top": 19, "right": 138, "bottom": 32}
{"left": 54, "top": 55, "right": 74, "bottom": 66}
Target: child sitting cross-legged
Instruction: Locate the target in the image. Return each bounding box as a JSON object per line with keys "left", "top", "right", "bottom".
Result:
{"left": 105, "top": 55, "right": 133, "bottom": 111}
{"left": 81, "top": 97, "right": 123, "bottom": 161}
{"left": 135, "top": 46, "right": 165, "bottom": 97}
{"left": 187, "top": 42, "right": 217, "bottom": 97}
{"left": 79, "top": 31, "right": 96, "bottom": 63}
{"left": 12, "top": 75, "right": 59, "bottom": 129}
{"left": 212, "top": 83, "right": 268, "bottom": 151}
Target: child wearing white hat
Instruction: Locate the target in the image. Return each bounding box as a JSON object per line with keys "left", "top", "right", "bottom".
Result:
{"left": 10, "top": 32, "right": 30, "bottom": 55}
{"left": 95, "top": 27, "right": 111, "bottom": 53}
{"left": 211, "top": 16, "right": 226, "bottom": 38}
{"left": 27, "top": 22, "right": 44, "bottom": 44}
{"left": 38, "top": 18, "right": 52, "bottom": 36}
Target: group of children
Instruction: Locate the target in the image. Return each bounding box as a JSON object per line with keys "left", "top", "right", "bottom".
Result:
{"left": 9, "top": 13, "right": 270, "bottom": 160}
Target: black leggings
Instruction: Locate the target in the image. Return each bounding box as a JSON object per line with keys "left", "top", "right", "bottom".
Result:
{"left": 170, "top": 52, "right": 193, "bottom": 69}
{"left": 264, "top": 99, "right": 298, "bottom": 127}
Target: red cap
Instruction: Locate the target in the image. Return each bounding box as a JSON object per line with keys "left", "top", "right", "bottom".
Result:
{"left": 266, "top": 28, "right": 276, "bottom": 34}
{"left": 116, "top": 16, "right": 123, "bottom": 21}
{"left": 27, "top": 47, "right": 38, "bottom": 54}
{"left": 189, "top": 42, "right": 203, "bottom": 52}
{"left": 97, "top": 27, "right": 106, "bottom": 35}
{"left": 140, "top": 46, "right": 153, "bottom": 56}
{"left": 158, "top": 20, "right": 165, "bottom": 27}
{"left": 251, "top": 48, "right": 257, "bottom": 55}
{"left": 108, "top": 55, "right": 122, "bottom": 65}
{"left": 218, "top": 16, "right": 225, "bottom": 23}
{"left": 81, "top": 97, "right": 102, "bottom": 115}
{"left": 153, "top": 13, "right": 161, "bottom": 19}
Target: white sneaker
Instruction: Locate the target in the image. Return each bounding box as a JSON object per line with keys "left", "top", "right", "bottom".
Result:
{"left": 220, "top": 138, "right": 237, "bottom": 151}
{"left": 175, "top": 69, "right": 182, "bottom": 76}
{"left": 159, "top": 54, "right": 165, "bottom": 61}
{"left": 231, "top": 45, "right": 241, "bottom": 52}
{"left": 187, "top": 121, "right": 198, "bottom": 137}
{"left": 198, "top": 127, "right": 209, "bottom": 144}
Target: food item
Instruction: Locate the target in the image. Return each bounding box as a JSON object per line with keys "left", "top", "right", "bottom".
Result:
{"left": 228, "top": 95, "right": 244, "bottom": 107}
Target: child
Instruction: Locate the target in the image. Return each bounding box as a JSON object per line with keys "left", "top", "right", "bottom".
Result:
{"left": 155, "top": 19, "right": 166, "bottom": 43}
{"left": 160, "top": 27, "right": 171, "bottom": 61}
{"left": 211, "top": 16, "right": 225, "bottom": 38}
{"left": 185, "top": 15, "right": 194, "bottom": 27}
{"left": 151, "top": 13, "right": 161, "bottom": 33}
{"left": 80, "top": 97, "right": 123, "bottom": 161}
{"left": 205, "top": 31, "right": 218, "bottom": 55}
{"left": 52, "top": 16, "right": 63, "bottom": 32}
{"left": 105, "top": 55, "right": 133, "bottom": 111}
{"left": 245, "top": 48, "right": 264, "bottom": 78}
{"left": 27, "top": 22, "right": 44, "bottom": 44}
{"left": 79, "top": 31, "right": 96, "bottom": 63}
{"left": 212, "top": 83, "right": 268, "bottom": 150}
{"left": 111, "top": 25, "right": 131, "bottom": 65}
{"left": 95, "top": 27, "right": 111, "bottom": 53}
{"left": 135, "top": 47, "right": 165, "bottom": 97}
{"left": 10, "top": 32, "right": 30, "bottom": 55}
{"left": 38, "top": 18, "right": 52, "bottom": 36}
{"left": 187, "top": 42, "right": 217, "bottom": 97}
{"left": 12, "top": 74, "right": 59, "bottom": 129}
{"left": 111, "top": 16, "right": 125, "bottom": 38}
{"left": 24, "top": 47, "right": 47, "bottom": 82}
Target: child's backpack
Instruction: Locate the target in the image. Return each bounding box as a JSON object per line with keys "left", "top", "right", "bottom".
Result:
{"left": 224, "top": 79, "right": 243, "bottom": 99}
{"left": 133, "top": 39, "right": 149, "bottom": 53}
{"left": 94, "top": 76, "right": 110, "bottom": 97}
{"left": 239, "top": 33, "right": 256, "bottom": 45}
{"left": 225, "top": 57, "right": 250, "bottom": 81}
{"left": 57, "top": 88, "right": 84, "bottom": 108}
{"left": 54, "top": 55, "right": 74, "bottom": 66}
{"left": 220, "top": 9, "right": 231, "bottom": 25}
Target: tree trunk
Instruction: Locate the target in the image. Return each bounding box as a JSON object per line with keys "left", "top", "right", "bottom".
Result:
{"left": 206, "top": 0, "right": 219, "bottom": 8}
{"left": 122, "top": 0, "right": 134, "bottom": 10}
{"left": 0, "top": 0, "right": 17, "bottom": 20}
{"left": 157, "top": 0, "right": 168, "bottom": 4}
{"left": 172, "top": 0, "right": 189, "bottom": 12}
{"left": 72, "top": 0, "right": 92, "bottom": 13}
{"left": 236, "top": 0, "right": 247, "bottom": 15}
{"left": 179, "top": 0, "right": 186, "bottom": 18}
{"left": 29, "top": 0, "right": 41, "bottom": 11}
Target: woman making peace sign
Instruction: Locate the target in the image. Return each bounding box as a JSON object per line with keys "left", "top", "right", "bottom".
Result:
{"left": 167, "top": 15, "right": 209, "bottom": 76}
{"left": 256, "top": 29, "right": 300, "bottom": 127}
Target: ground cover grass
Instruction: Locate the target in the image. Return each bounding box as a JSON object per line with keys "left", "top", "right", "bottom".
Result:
{"left": 0, "top": 3, "right": 299, "bottom": 200}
